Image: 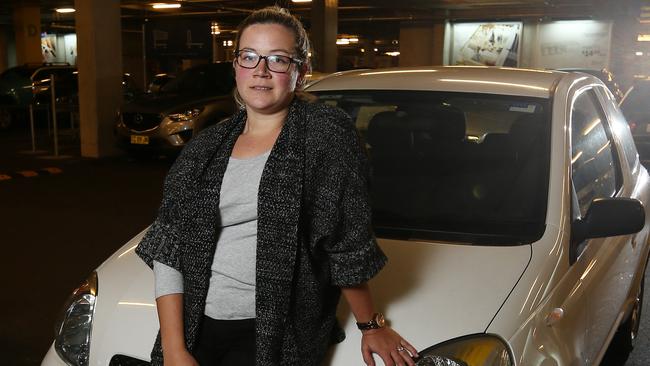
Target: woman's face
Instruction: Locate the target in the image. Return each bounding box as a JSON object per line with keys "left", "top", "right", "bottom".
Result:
{"left": 234, "top": 23, "right": 304, "bottom": 115}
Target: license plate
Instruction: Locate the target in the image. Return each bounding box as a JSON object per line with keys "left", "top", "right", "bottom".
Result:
{"left": 130, "top": 135, "right": 149, "bottom": 145}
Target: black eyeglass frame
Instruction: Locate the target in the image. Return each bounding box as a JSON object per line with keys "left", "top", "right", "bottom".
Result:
{"left": 234, "top": 49, "right": 304, "bottom": 73}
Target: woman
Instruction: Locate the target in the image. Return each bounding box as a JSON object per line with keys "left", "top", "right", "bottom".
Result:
{"left": 136, "top": 6, "right": 417, "bottom": 366}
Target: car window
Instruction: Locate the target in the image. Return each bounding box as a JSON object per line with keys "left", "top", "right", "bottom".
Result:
{"left": 313, "top": 90, "right": 551, "bottom": 245}
{"left": 32, "top": 68, "right": 72, "bottom": 82}
{"left": 570, "top": 89, "right": 621, "bottom": 217}
{"left": 597, "top": 87, "right": 639, "bottom": 174}
{"left": 0, "top": 67, "right": 33, "bottom": 82}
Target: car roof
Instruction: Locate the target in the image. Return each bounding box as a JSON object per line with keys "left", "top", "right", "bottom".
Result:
{"left": 306, "top": 66, "right": 568, "bottom": 99}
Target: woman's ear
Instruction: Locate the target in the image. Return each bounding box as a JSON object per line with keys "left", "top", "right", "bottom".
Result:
{"left": 296, "top": 63, "right": 310, "bottom": 89}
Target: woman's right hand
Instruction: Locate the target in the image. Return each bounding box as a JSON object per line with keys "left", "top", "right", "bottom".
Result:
{"left": 164, "top": 349, "right": 199, "bottom": 366}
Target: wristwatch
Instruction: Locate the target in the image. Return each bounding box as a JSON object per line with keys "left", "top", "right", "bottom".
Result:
{"left": 356, "top": 312, "right": 386, "bottom": 331}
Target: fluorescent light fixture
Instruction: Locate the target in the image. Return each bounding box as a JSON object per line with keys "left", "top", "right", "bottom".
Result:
{"left": 292, "top": 0, "right": 312, "bottom": 2}
{"left": 638, "top": 34, "right": 650, "bottom": 41}
{"left": 385, "top": 51, "right": 400, "bottom": 57}
{"left": 336, "top": 39, "right": 350, "bottom": 45}
{"left": 152, "top": 3, "right": 181, "bottom": 9}
{"left": 637, "top": 51, "right": 644, "bottom": 56}
{"left": 55, "top": 8, "right": 75, "bottom": 13}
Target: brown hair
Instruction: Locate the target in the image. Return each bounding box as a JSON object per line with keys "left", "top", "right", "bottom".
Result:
{"left": 233, "top": 6, "right": 312, "bottom": 107}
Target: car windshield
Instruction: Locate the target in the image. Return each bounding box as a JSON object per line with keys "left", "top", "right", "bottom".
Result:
{"left": 313, "top": 90, "right": 551, "bottom": 245}
{"left": 160, "top": 63, "right": 234, "bottom": 95}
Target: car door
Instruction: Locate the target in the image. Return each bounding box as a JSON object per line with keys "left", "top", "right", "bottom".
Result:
{"left": 568, "top": 87, "right": 634, "bottom": 364}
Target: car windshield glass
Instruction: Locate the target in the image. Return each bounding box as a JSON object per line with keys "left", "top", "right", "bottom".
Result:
{"left": 312, "top": 90, "right": 551, "bottom": 245}
{"left": 160, "top": 64, "right": 234, "bottom": 95}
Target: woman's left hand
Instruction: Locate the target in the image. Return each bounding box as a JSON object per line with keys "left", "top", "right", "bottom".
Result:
{"left": 361, "top": 327, "right": 418, "bottom": 366}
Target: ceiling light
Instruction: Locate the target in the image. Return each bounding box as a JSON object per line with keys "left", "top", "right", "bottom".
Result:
{"left": 55, "top": 8, "right": 75, "bottom": 13}
{"left": 636, "top": 51, "right": 644, "bottom": 56}
{"left": 336, "top": 39, "right": 350, "bottom": 45}
{"left": 152, "top": 3, "right": 181, "bottom": 9}
{"left": 385, "top": 51, "right": 400, "bottom": 57}
{"left": 292, "top": 0, "right": 312, "bottom": 2}
{"left": 211, "top": 22, "right": 220, "bottom": 35}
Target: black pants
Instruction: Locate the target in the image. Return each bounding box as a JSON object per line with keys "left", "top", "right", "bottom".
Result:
{"left": 193, "top": 316, "right": 256, "bottom": 366}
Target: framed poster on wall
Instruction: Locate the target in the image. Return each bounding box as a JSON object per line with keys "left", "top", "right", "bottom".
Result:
{"left": 450, "top": 22, "right": 522, "bottom": 67}
{"left": 534, "top": 20, "right": 612, "bottom": 69}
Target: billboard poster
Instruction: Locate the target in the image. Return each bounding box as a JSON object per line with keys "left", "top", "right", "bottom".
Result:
{"left": 450, "top": 22, "right": 522, "bottom": 67}
{"left": 534, "top": 20, "right": 612, "bottom": 69}
{"left": 41, "top": 33, "right": 77, "bottom": 65}
{"left": 41, "top": 34, "right": 58, "bottom": 63}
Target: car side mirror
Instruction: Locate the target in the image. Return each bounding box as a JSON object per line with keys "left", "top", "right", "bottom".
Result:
{"left": 572, "top": 197, "right": 645, "bottom": 244}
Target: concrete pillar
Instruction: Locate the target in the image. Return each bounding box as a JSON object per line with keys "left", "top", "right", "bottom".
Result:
{"left": 311, "top": 0, "right": 338, "bottom": 72}
{"left": 13, "top": 4, "right": 42, "bottom": 65}
{"left": 398, "top": 22, "right": 445, "bottom": 67}
{"left": 610, "top": 11, "right": 639, "bottom": 89}
{"left": 432, "top": 23, "right": 445, "bottom": 66}
{"left": 75, "top": 0, "right": 123, "bottom": 157}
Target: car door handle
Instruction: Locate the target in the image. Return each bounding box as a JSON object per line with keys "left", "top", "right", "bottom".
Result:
{"left": 545, "top": 308, "right": 564, "bottom": 326}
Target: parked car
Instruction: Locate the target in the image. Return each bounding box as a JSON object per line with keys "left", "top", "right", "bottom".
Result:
{"left": 114, "top": 62, "right": 236, "bottom": 155}
{"left": 0, "top": 63, "right": 74, "bottom": 130}
{"left": 620, "top": 78, "right": 650, "bottom": 163}
{"left": 42, "top": 67, "right": 649, "bottom": 366}
{"left": 31, "top": 70, "right": 141, "bottom": 108}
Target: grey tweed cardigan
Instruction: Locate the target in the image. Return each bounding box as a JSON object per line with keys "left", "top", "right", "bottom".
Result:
{"left": 135, "top": 98, "right": 387, "bottom": 366}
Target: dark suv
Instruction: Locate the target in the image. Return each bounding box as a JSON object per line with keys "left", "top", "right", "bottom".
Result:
{"left": 115, "top": 62, "right": 236, "bottom": 154}
{"left": 0, "top": 63, "right": 75, "bottom": 130}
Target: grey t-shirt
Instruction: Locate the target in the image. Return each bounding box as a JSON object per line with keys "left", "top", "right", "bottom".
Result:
{"left": 153, "top": 150, "right": 270, "bottom": 320}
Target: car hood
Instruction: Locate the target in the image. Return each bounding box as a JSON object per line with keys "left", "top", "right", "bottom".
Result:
{"left": 120, "top": 92, "right": 227, "bottom": 114}
{"left": 89, "top": 230, "right": 531, "bottom": 364}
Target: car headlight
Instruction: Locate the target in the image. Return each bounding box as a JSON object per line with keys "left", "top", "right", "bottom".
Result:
{"left": 415, "top": 334, "right": 513, "bottom": 366}
{"left": 168, "top": 107, "right": 203, "bottom": 122}
{"left": 55, "top": 271, "right": 98, "bottom": 366}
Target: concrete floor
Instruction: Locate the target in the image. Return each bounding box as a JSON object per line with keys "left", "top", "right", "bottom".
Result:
{"left": 1, "top": 128, "right": 649, "bottom": 365}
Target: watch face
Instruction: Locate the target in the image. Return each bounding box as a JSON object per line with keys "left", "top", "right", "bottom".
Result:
{"left": 375, "top": 313, "right": 385, "bottom": 327}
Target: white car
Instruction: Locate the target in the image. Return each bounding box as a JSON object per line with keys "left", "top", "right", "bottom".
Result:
{"left": 42, "top": 67, "right": 650, "bottom": 366}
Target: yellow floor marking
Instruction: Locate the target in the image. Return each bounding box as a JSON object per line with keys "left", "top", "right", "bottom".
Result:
{"left": 42, "top": 167, "right": 63, "bottom": 174}
{"left": 17, "top": 171, "right": 38, "bottom": 178}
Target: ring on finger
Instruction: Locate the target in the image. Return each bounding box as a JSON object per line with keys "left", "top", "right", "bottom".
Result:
{"left": 396, "top": 346, "right": 406, "bottom": 352}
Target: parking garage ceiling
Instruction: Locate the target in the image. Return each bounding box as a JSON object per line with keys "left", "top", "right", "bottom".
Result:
{"left": 0, "top": 0, "right": 642, "bottom": 40}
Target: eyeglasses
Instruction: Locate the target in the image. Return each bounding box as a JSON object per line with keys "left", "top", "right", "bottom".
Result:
{"left": 235, "top": 50, "right": 303, "bottom": 73}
